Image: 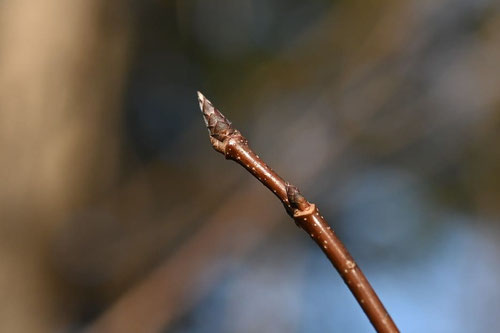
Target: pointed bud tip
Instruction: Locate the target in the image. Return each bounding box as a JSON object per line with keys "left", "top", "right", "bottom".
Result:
{"left": 195, "top": 91, "right": 236, "bottom": 143}
{"left": 197, "top": 91, "right": 206, "bottom": 112}
{"left": 197, "top": 91, "right": 204, "bottom": 101}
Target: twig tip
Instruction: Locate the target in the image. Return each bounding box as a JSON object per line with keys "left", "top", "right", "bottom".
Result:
{"left": 196, "top": 92, "right": 235, "bottom": 147}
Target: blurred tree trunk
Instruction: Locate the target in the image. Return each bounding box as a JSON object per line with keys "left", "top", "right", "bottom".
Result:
{"left": 0, "top": 0, "right": 131, "bottom": 331}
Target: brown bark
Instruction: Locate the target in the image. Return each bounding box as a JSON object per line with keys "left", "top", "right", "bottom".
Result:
{"left": 198, "top": 92, "right": 399, "bottom": 333}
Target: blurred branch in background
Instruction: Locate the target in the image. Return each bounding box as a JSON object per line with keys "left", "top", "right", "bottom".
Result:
{"left": 0, "top": 0, "right": 131, "bottom": 331}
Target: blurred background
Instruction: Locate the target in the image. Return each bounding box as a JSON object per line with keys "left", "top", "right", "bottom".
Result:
{"left": 1, "top": 0, "right": 500, "bottom": 332}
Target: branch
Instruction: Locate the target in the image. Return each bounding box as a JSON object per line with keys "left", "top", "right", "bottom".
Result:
{"left": 197, "top": 92, "right": 399, "bottom": 333}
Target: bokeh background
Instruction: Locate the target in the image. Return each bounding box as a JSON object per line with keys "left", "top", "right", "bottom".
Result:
{"left": 1, "top": 0, "right": 500, "bottom": 332}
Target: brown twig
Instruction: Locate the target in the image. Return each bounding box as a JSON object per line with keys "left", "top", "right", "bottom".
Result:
{"left": 197, "top": 92, "right": 399, "bottom": 333}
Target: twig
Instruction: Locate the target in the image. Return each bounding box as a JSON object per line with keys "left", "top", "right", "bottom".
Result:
{"left": 197, "top": 92, "right": 399, "bottom": 333}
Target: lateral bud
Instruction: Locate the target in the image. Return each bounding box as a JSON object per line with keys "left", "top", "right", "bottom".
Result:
{"left": 285, "top": 183, "right": 310, "bottom": 211}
